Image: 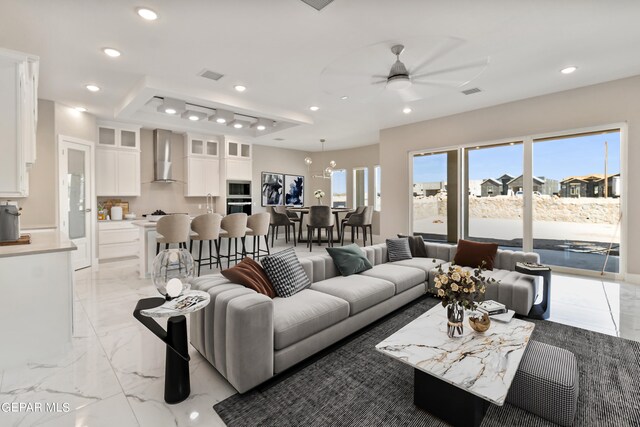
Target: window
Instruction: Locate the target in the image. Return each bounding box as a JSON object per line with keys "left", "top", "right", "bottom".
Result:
{"left": 464, "top": 142, "right": 523, "bottom": 250}
{"left": 533, "top": 130, "right": 621, "bottom": 273}
{"left": 374, "top": 165, "right": 381, "bottom": 211}
{"left": 331, "top": 169, "right": 347, "bottom": 208}
{"left": 353, "top": 167, "right": 368, "bottom": 207}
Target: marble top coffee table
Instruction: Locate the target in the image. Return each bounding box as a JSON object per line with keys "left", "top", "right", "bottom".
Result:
{"left": 376, "top": 304, "right": 535, "bottom": 427}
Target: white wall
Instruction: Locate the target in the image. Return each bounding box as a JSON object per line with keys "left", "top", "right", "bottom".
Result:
{"left": 380, "top": 74, "right": 640, "bottom": 275}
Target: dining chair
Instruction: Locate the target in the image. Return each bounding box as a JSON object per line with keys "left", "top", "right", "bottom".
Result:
{"left": 307, "top": 205, "right": 334, "bottom": 251}
{"left": 341, "top": 206, "right": 365, "bottom": 241}
{"left": 156, "top": 214, "right": 191, "bottom": 255}
{"left": 269, "top": 206, "right": 297, "bottom": 247}
{"left": 341, "top": 206, "right": 374, "bottom": 246}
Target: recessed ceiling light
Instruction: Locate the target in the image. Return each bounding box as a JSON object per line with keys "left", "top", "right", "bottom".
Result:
{"left": 85, "top": 84, "right": 100, "bottom": 92}
{"left": 340, "top": 96, "right": 348, "bottom": 100}
{"left": 402, "top": 107, "right": 412, "bottom": 114}
{"left": 164, "top": 108, "right": 176, "bottom": 115}
{"left": 188, "top": 115, "right": 200, "bottom": 121}
{"left": 103, "top": 48, "right": 121, "bottom": 58}
{"left": 75, "top": 107, "right": 87, "bottom": 112}
{"left": 256, "top": 125, "right": 266, "bottom": 131}
{"left": 136, "top": 8, "right": 158, "bottom": 21}
{"left": 233, "top": 122, "right": 244, "bottom": 129}
{"left": 560, "top": 66, "right": 577, "bottom": 74}
{"left": 309, "top": 106, "right": 319, "bottom": 111}
{"left": 216, "top": 118, "right": 226, "bottom": 124}
{"left": 234, "top": 85, "right": 246, "bottom": 92}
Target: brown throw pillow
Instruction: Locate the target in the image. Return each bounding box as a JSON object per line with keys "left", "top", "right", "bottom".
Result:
{"left": 453, "top": 239, "right": 498, "bottom": 270}
{"left": 221, "top": 257, "right": 276, "bottom": 298}
{"left": 397, "top": 234, "right": 428, "bottom": 258}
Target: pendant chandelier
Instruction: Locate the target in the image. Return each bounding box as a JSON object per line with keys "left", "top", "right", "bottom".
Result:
{"left": 305, "top": 139, "right": 336, "bottom": 179}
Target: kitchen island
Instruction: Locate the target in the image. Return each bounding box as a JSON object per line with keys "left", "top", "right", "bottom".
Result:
{"left": 0, "top": 230, "right": 76, "bottom": 369}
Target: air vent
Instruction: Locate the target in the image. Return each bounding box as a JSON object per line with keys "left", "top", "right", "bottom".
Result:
{"left": 273, "top": 138, "right": 285, "bottom": 141}
{"left": 199, "top": 69, "right": 224, "bottom": 81}
{"left": 461, "top": 87, "right": 482, "bottom": 95}
{"left": 300, "top": 0, "right": 334, "bottom": 11}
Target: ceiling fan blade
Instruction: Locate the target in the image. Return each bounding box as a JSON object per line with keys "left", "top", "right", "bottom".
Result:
{"left": 372, "top": 74, "right": 387, "bottom": 79}
{"left": 322, "top": 68, "right": 375, "bottom": 78}
{"left": 409, "top": 37, "right": 465, "bottom": 75}
{"left": 372, "top": 80, "right": 387, "bottom": 85}
{"left": 412, "top": 81, "right": 458, "bottom": 88}
{"left": 412, "top": 58, "right": 489, "bottom": 80}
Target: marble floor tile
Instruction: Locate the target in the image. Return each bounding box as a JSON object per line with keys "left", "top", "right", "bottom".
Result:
{"left": 548, "top": 300, "right": 618, "bottom": 335}
{"left": 34, "top": 393, "right": 139, "bottom": 427}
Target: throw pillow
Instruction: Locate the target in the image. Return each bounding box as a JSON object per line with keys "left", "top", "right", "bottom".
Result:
{"left": 397, "top": 234, "right": 428, "bottom": 258}
{"left": 325, "top": 244, "right": 373, "bottom": 276}
{"left": 221, "top": 257, "right": 276, "bottom": 298}
{"left": 261, "top": 247, "right": 311, "bottom": 297}
{"left": 386, "top": 238, "right": 412, "bottom": 262}
{"left": 453, "top": 239, "right": 499, "bottom": 270}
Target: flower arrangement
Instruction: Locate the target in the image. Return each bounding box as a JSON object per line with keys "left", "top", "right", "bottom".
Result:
{"left": 314, "top": 189, "right": 325, "bottom": 204}
{"left": 434, "top": 263, "right": 496, "bottom": 310}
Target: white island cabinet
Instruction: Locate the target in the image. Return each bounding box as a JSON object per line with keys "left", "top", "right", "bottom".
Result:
{"left": 0, "top": 48, "right": 39, "bottom": 198}
{"left": 0, "top": 230, "right": 76, "bottom": 369}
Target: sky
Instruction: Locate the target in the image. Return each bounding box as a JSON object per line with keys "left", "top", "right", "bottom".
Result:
{"left": 413, "top": 132, "right": 621, "bottom": 183}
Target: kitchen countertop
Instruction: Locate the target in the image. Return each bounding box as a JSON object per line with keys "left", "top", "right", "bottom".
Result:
{"left": 0, "top": 230, "right": 77, "bottom": 258}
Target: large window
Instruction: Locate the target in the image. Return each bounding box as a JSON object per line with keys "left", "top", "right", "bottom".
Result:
{"left": 374, "top": 165, "right": 381, "bottom": 211}
{"left": 331, "top": 169, "right": 347, "bottom": 208}
{"left": 533, "top": 130, "right": 621, "bottom": 273}
{"left": 464, "top": 142, "right": 523, "bottom": 250}
{"left": 353, "top": 167, "right": 368, "bottom": 207}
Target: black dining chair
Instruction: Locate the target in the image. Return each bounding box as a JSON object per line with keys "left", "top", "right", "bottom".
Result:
{"left": 341, "top": 206, "right": 374, "bottom": 246}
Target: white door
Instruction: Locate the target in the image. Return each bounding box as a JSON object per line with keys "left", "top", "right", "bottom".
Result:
{"left": 59, "top": 138, "right": 93, "bottom": 270}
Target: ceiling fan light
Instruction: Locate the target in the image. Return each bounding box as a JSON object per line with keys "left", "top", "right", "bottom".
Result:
{"left": 386, "top": 75, "right": 411, "bottom": 91}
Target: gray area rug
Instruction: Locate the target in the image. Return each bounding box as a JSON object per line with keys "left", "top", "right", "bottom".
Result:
{"left": 214, "top": 296, "right": 640, "bottom": 426}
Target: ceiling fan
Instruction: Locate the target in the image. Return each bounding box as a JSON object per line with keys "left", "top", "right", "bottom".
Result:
{"left": 319, "top": 37, "right": 490, "bottom": 103}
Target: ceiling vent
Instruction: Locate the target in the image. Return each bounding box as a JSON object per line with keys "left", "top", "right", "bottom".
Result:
{"left": 199, "top": 69, "right": 224, "bottom": 81}
{"left": 461, "top": 87, "right": 482, "bottom": 95}
{"left": 273, "top": 138, "right": 285, "bottom": 141}
{"left": 300, "top": 0, "right": 334, "bottom": 11}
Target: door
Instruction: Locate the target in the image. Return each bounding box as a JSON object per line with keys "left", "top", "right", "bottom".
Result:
{"left": 59, "top": 137, "right": 93, "bottom": 270}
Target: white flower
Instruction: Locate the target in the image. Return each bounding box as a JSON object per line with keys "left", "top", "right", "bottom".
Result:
{"left": 437, "top": 289, "right": 445, "bottom": 297}
{"left": 440, "top": 276, "right": 449, "bottom": 284}
{"left": 434, "top": 281, "right": 441, "bottom": 289}
{"left": 451, "top": 272, "right": 461, "bottom": 281}
{"left": 314, "top": 189, "right": 325, "bottom": 199}
{"left": 451, "top": 283, "right": 459, "bottom": 292}
{"left": 455, "top": 266, "right": 462, "bottom": 273}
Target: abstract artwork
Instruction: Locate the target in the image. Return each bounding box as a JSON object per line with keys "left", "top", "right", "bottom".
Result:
{"left": 285, "top": 175, "right": 304, "bottom": 206}
{"left": 261, "top": 172, "right": 284, "bottom": 206}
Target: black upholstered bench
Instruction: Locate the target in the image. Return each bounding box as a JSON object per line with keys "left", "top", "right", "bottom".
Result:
{"left": 506, "top": 340, "right": 579, "bottom": 426}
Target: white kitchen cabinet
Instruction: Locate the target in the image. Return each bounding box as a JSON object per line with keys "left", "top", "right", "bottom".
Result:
{"left": 98, "top": 221, "right": 139, "bottom": 261}
{"left": 225, "top": 140, "right": 251, "bottom": 159}
{"left": 184, "top": 133, "right": 220, "bottom": 197}
{"left": 225, "top": 158, "right": 252, "bottom": 181}
{"left": 0, "top": 48, "right": 38, "bottom": 198}
{"left": 95, "top": 122, "right": 141, "bottom": 197}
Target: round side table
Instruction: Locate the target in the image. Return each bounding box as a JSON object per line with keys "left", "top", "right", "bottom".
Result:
{"left": 133, "top": 290, "right": 210, "bottom": 404}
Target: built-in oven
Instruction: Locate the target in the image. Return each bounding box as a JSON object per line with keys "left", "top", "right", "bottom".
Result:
{"left": 226, "top": 198, "right": 252, "bottom": 215}
{"left": 227, "top": 181, "right": 251, "bottom": 198}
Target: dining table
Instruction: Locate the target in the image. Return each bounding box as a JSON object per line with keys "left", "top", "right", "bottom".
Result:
{"left": 287, "top": 206, "right": 353, "bottom": 243}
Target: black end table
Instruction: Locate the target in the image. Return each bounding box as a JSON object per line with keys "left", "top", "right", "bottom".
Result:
{"left": 515, "top": 262, "right": 552, "bottom": 320}
{"left": 133, "top": 291, "right": 210, "bottom": 404}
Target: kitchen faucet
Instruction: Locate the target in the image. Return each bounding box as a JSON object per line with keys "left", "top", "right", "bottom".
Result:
{"left": 206, "top": 193, "right": 214, "bottom": 214}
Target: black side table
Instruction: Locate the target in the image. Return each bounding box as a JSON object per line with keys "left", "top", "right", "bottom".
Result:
{"left": 515, "top": 262, "right": 552, "bottom": 320}
{"left": 133, "top": 291, "right": 210, "bottom": 404}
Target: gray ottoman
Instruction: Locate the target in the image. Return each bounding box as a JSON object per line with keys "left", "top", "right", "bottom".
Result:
{"left": 506, "top": 340, "right": 579, "bottom": 426}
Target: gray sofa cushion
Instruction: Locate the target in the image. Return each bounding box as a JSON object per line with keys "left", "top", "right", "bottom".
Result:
{"left": 360, "top": 264, "right": 426, "bottom": 294}
{"left": 390, "top": 257, "right": 447, "bottom": 274}
{"left": 310, "top": 275, "right": 395, "bottom": 315}
{"left": 273, "top": 289, "right": 350, "bottom": 350}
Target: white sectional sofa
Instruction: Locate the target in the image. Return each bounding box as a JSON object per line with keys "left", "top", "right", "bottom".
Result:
{"left": 190, "top": 242, "right": 540, "bottom": 393}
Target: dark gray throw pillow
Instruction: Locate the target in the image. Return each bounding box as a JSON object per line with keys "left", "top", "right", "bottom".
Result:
{"left": 398, "top": 234, "right": 428, "bottom": 258}
{"left": 386, "top": 238, "right": 412, "bottom": 262}
{"left": 326, "top": 244, "right": 373, "bottom": 276}
{"left": 261, "top": 247, "right": 311, "bottom": 297}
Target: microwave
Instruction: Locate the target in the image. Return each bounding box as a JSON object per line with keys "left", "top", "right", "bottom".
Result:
{"left": 227, "top": 181, "right": 251, "bottom": 197}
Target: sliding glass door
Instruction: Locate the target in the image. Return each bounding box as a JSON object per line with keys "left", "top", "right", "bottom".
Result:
{"left": 464, "top": 142, "right": 523, "bottom": 250}
{"left": 532, "top": 130, "right": 621, "bottom": 273}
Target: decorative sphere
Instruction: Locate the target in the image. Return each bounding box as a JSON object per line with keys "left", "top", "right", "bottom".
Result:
{"left": 304, "top": 157, "right": 313, "bottom": 165}
{"left": 329, "top": 160, "right": 336, "bottom": 168}
{"left": 152, "top": 249, "right": 194, "bottom": 298}
{"left": 325, "top": 167, "right": 333, "bottom": 175}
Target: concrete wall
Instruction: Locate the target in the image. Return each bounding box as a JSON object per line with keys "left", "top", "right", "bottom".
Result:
{"left": 380, "top": 74, "right": 640, "bottom": 275}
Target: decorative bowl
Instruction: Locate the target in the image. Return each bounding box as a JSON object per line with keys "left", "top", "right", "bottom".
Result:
{"left": 469, "top": 312, "right": 491, "bottom": 333}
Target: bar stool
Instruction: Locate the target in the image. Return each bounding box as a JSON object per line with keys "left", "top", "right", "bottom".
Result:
{"left": 156, "top": 214, "right": 191, "bottom": 255}
{"left": 307, "top": 205, "right": 334, "bottom": 251}
{"left": 246, "top": 212, "right": 271, "bottom": 260}
{"left": 190, "top": 213, "right": 222, "bottom": 276}
{"left": 219, "top": 213, "right": 249, "bottom": 268}
{"left": 341, "top": 206, "right": 374, "bottom": 246}
{"left": 269, "top": 206, "right": 297, "bottom": 247}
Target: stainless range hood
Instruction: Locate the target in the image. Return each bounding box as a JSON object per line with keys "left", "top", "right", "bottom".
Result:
{"left": 153, "top": 129, "right": 176, "bottom": 182}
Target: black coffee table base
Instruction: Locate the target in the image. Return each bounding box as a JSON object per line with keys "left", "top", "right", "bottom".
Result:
{"left": 414, "top": 369, "right": 489, "bottom": 427}
{"left": 134, "top": 298, "right": 191, "bottom": 404}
